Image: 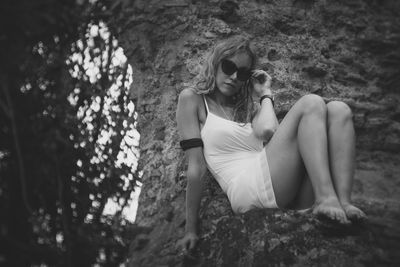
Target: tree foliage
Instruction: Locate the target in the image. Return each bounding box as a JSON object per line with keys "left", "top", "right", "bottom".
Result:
{"left": 0, "top": 0, "right": 142, "bottom": 265}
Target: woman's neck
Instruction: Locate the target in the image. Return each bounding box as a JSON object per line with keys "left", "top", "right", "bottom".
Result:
{"left": 209, "top": 89, "right": 234, "bottom": 106}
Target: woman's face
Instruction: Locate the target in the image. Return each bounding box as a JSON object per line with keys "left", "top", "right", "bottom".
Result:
{"left": 215, "top": 52, "right": 252, "bottom": 97}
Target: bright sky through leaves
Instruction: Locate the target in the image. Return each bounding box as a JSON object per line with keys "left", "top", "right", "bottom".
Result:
{"left": 68, "top": 21, "right": 141, "bottom": 222}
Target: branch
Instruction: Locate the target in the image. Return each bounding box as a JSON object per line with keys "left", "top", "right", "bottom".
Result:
{"left": 1, "top": 76, "right": 33, "bottom": 214}
{"left": 117, "top": 62, "right": 128, "bottom": 110}
{"left": 93, "top": 193, "right": 108, "bottom": 225}
{"left": 0, "top": 94, "right": 11, "bottom": 118}
{"left": 92, "top": 34, "right": 114, "bottom": 144}
{"left": 55, "top": 155, "right": 72, "bottom": 267}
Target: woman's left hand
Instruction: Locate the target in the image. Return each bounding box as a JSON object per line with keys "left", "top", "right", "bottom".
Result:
{"left": 251, "top": 70, "right": 272, "bottom": 98}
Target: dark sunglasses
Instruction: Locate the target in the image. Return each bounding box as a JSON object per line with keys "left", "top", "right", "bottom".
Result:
{"left": 220, "top": 59, "right": 252, "bottom": 82}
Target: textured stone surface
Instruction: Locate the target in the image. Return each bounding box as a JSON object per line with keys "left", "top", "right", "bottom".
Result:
{"left": 115, "top": 0, "right": 400, "bottom": 266}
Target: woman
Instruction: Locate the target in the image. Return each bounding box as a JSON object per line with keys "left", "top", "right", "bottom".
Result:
{"left": 176, "top": 35, "right": 366, "bottom": 252}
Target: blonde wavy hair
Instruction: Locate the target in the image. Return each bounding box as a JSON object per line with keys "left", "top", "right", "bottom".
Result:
{"left": 193, "top": 35, "right": 258, "bottom": 123}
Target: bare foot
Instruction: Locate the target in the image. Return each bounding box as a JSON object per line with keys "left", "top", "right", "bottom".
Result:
{"left": 313, "top": 197, "right": 350, "bottom": 224}
{"left": 341, "top": 203, "right": 367, "bottom": 221}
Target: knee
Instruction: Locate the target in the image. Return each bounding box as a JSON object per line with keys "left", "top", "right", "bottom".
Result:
{"left": 299, "top": 94, "right": 327, "bottom": 116}
{"left": 327, "top": 101, "right": 353, "bottom": 123}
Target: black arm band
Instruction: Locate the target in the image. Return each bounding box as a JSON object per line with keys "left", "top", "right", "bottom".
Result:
{"left": 179, "top": 138, "right": 204, "bottom": 151}
{"left": 259, "top": 95, "right": 274, "bottom": 107}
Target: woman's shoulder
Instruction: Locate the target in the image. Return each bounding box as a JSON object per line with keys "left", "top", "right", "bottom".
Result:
{"left": 178, "top": 88, "right": 203, "bottom": 105}
{"left": 178, "top": 88, "right": 207, "bottom": 123}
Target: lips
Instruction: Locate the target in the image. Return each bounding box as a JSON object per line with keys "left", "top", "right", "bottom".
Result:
{"left": 225, "top": 82, "right": 235, "bottom": 87}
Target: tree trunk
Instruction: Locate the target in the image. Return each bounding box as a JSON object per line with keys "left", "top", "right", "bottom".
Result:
{"left": 116, "top": 0, "right": 400, "bottom": 266}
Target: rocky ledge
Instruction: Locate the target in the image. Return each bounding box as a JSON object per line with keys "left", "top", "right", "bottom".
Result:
{"left": 127, "top": 173, "right": 400, "bottom": 267}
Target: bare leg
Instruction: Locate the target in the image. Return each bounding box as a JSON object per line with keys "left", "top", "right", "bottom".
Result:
{"left": 327, "top": 101, "right": 366, "bottom": 220}
{"left": 266, "top": 94, "right": 348, "bottom": 223}
{"left": 287, "top": 174, "right": 314, "bottom": 210}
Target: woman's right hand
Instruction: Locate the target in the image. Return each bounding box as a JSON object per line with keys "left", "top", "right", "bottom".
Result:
{"left": 176, "top": 232, "right": 199, "bottom": 254}
{"left": 251, "top": 69, "right": 272, "bottom": 98}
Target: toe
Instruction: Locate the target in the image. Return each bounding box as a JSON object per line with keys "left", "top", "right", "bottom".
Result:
{"left": 342, "top": 214, "right": 350, "bottom": 224}
{"left": 337, "top": 210, "right": 348, "bottom": 224}
{"left": 333, "top": 211, "right": 339, "bottom": 221}
{"left": 359, "top": 209, "right": 367, "bottom": 218}
{"left": 335, "top": 211, "right": 343, "bottom": 223}
{"left": 335, "top": 212, "right": 342, "bottom": 223}
{"left": 328, "top": 210, "right": 336, "bottom": 220}
{"left": 356, "top": 210, "right": 367, "bottom": 220}
{"left": 345, "top": 205, "right": 367, "bottom": 221}
{"left": 340, "top": 211, "right": 346, "bottom": 221}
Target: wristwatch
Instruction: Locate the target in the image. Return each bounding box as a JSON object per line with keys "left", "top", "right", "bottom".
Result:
{"left": 259, "top": 94, "right": 275, "bottom": 107}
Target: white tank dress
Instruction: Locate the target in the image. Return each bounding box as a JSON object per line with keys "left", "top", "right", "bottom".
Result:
{"left": 200, "top": 95, "right": 278, "bottom": 214}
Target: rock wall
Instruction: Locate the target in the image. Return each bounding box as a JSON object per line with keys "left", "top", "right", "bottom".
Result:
{"left": 115, "top": 0, "right": 400, "bottom": 266}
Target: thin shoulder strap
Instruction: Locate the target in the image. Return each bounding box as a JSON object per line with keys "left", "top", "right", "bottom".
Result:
{"left": 202, "top": 94, "right": 209, "bottom": 115}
